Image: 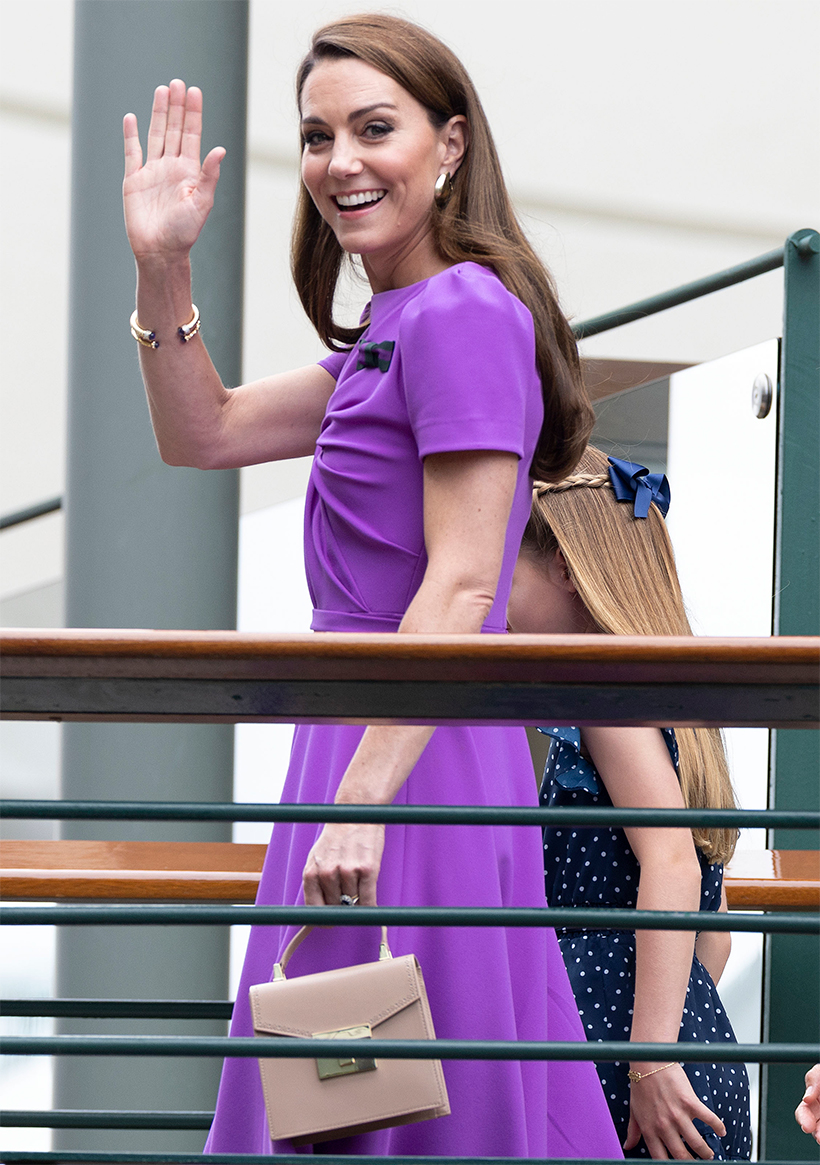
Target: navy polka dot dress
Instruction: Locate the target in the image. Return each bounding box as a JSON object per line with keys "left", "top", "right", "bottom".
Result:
{"left": 540, "top": 726, "right": 751, "bottom": 1160}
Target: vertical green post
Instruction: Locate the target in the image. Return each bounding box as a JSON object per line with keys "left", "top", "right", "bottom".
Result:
{"left": 56, "top": 1, "right": 247, "bottom": 1154}
{"left": 761, "top": 228, "right": 820, "bottom": 1160}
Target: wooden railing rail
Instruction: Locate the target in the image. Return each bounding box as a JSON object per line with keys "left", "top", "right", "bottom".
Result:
{"left": 2, "top": 630, "right": 818, "bottom": 726}
{"left": 1, "top": 839, "right": 818, "bottom": 912}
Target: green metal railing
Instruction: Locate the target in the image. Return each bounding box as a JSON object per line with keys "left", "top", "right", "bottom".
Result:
{"left": 571, "top": 244, "right": 789, "bottom": 340}
{"left": 2, "top": 799, "right": 819, "bottom": 1160}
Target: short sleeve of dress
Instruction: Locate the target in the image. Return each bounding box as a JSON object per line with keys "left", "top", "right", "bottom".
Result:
{"left": 398, "top": 265, "right": 538, "bottom": 460}
{"left": 318, "top": 351, "right": 349, "bottom": 380}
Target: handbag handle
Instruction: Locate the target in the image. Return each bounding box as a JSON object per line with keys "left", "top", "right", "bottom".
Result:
{"left": 273, "top": 924, "right": 392, "bottom": 981}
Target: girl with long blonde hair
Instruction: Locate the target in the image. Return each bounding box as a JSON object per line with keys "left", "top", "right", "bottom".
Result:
{"left": 508, "top": 444, "right": 751, "bottom": 1160}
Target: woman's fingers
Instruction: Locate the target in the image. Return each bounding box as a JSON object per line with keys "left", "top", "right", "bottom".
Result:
{"left": 164, "top": 78, "right": 187, "bottom": 157}
{"left": 144, "top": 80, "right": 197, "bottom": 163}
{"left": 199, "top": 147, "right": 226, "bottom": 203}
{"left": 302, "top": 823, "right": 384, "bottom": 905}
{"left": 181, "top": 85, "right": 205, "bottom": 160}
{"left": 145, "top": 84, "right": 169, "bottom": 162}
{"left": 122, "top": 113, "right": 143, "bottom": 177}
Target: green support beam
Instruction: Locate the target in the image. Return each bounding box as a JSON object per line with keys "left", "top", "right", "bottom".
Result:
{"left": 763, "top": 228, "right": 820, "bottom": 1160}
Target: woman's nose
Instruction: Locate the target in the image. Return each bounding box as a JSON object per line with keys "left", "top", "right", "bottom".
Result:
{"left": 327, "top": 136, "right": 364, "bottom": 178}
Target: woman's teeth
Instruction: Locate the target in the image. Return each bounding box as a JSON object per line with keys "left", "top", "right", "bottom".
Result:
{"left": 335, "top": 190, "right": 386, "bottom": 208}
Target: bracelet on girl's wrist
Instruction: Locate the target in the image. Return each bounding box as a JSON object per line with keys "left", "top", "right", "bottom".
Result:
{"left": 129, "top": 304, "right": 201, "bottom": 349}
{"left": 627, "top": 1062, "right": 681, "bottom": 1084}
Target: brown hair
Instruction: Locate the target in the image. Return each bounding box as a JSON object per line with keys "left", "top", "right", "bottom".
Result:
{"left": 292, "top": 13, "right": 593, "bottom": 482}
{"left": 523, "top": 445, "right": 738, "bottom": 863}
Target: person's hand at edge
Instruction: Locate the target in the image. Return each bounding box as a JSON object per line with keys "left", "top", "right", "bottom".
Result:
{"left": 796, "top": 1064, "right": 820, "bottom": 1145}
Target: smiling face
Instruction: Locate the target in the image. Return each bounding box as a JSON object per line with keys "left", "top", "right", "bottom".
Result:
{"left": 507, "top": 547, "right": 594, "bottom": 635}
{"left": 299, "top": 56, "right": 466, "bottom": 291}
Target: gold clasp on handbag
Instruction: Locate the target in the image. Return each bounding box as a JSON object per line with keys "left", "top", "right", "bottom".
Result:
{"left": 313, "top": 1023, "right": 377, "bottom": 1080}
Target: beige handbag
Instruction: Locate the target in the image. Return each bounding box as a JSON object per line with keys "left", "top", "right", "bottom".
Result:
{"left": 249, "top": 925, "right": 450, "bottom": 1145}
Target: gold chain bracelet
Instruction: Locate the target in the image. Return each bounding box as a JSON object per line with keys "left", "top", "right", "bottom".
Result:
{"left": 627, "top": 1062, "right": 680, "bottom": 1084}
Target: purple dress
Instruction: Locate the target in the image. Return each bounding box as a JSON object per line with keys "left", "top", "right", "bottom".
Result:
{"left": 205, "top": 263, "right": 622, "bottom": 1158}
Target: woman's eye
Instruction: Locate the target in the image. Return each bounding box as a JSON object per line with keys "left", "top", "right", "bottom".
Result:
{"left": 302, "top": 131, "right": 330, "bottom": 148}
{"left": 362, "top": 122, "right": 393, "bottom": 140}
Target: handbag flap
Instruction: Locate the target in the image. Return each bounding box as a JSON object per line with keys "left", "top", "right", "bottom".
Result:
{"left": 250, "top": 954, "right": 428, "bottom": 1038}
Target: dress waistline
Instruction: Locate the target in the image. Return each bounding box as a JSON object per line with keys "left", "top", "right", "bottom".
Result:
{"left": 311, "top": 609, "right": 508, "bottom": 634}
{"left": 311, "top": 610, "right": 402, "bottom": 632}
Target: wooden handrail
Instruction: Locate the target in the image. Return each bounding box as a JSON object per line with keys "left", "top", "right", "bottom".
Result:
{"left": 2, "top": 630, "right": 818, "bottom": 727}
{"left": 0, "top": 841, "right": 267, "bottom": 903}
{"left": 2, "top": 629, "right": 818, "bottom": 677}
{"left": 1, "top": 840, "right": 817, "bottom": 912}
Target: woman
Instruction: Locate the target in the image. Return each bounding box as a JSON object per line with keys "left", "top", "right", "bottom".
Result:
{"left": 123, "top": 15, "right": 622, "bottom": 1157}
{"left": 507, "top": 446, "right": 752, "bottom": 1159}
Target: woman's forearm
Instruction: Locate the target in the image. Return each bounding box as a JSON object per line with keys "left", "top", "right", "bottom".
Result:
{"left": 303, "top": 450, "right": 517, "bottom": 904}
{"left": 134, "top": 256, "right": 233, "bottom": 468}
{"left": 133, "top": 256, "right": 334, "bottom": 469}
{"left": 332, "top": 568, "right": 493, "bottom": 807}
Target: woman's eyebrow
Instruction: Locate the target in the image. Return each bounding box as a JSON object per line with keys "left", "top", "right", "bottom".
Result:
{"left": 301, "top": 102, "right": 398, "bottom": 129}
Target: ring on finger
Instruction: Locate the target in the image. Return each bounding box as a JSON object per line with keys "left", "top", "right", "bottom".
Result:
{"left": 339, "top": 894, "right": 359, "bottom": 906}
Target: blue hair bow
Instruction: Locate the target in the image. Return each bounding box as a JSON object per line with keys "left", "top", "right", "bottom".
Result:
{"left": 607, "top": 456, "right": 671, "bottom": 519}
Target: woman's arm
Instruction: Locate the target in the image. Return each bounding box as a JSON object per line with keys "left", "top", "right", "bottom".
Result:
{"left": 302, "top": 449, "right": 518, "bottom": 906}
{"left": 124, "top": 80, "right": 334, "bottom": 469}
{"left": 695, "top": 883, "right": 731, "bottom": 984}
{"left": 583, "top": 726, "right": 727, "bottom": 1159}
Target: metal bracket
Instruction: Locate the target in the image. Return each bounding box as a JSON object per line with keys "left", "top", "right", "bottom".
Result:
{"left": 314, "top": 1023, "right": 377, "bottom": 1080}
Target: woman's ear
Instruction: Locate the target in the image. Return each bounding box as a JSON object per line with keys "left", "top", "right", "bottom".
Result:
{"left": 553, "top": 550, "right": 578, "bottom": 594}
{"left": 442, "top": 115, "right": 468, "bottom": 175}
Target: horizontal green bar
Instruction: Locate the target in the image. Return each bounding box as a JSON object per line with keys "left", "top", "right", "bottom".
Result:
{"left": 2, "top": 904, "right": 815, "bottom": 934}
{"left": 0, "top": 1157, "right": 805, "bottom": 1165}
{"left": 1, "top": 1036, "right": 815, "bottom": 1063}
{"left": 573, "top": 246, "right": 784, "bottom": 339}
{"left": 0, "top": 1110, "right": 212, "bottom": 1130}
{"left": 0, "top": 495, "right": 62, "bottom": 531}
{"left": 2, "top": 1156, "right": 789, "bottom": 1165}
{"left": 0, "top": 999, "right": 233, "bottom": 1020}
{"left": 3, "top": 799, "right": 818, "bottom": 827}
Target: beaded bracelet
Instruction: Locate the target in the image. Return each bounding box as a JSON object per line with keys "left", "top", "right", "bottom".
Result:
{"left": 130, "top": 304, "right": 201, "bottom": 349}
{"left": 627, "top": 1062, "right": 681, "bottom": 1084}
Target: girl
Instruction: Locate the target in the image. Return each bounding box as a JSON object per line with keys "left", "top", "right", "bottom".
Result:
{"left": 508, "top": 444, "right": 752, "bottom": 1160}
{"left": 122, "top": 13, "right": 622, "bottom": 1159}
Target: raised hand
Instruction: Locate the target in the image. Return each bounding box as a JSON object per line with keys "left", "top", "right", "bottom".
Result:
{"left": 624, "top": 1063, "right": 726, "bottom": 1159}
{"left": 123, "top": 79, "right": 225, "bottom": 262}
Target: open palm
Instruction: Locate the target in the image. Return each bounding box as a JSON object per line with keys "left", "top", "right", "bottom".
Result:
{"left": 123, "top": 79, "right": 224, "bottom": 261}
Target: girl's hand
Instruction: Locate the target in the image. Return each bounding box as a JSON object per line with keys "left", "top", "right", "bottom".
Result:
{"left": 123, "top": 80, "right": 224, "bottom": 262}
{"left": 796, "top": 1064, "right": 820, "bottom": 1144}
{"left": 624, "top": 1063, "right": 726, "bottom": 1159}
{"left": 303, "top": 823, "right": 386, "bottom": 906}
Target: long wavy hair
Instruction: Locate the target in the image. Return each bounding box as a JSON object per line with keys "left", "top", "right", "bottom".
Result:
{"left": 522, "top": 445, "right": 738, "bottom": 863}
{"left": 292, "top": 13, "right": 593, "bottom": 482}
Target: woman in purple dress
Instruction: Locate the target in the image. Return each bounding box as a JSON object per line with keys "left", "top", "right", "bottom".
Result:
{"left": 122, "top": 14, "right": 622, "bottom": 1158}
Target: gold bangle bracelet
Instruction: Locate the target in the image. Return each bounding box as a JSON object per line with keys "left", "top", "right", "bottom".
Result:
{"left": 177, "top": 303, "right": 201, "bottom": 343}
{"left": 627, "top": 1062, "right": 680, "bottom": 1084}
{"left": 129, "top": 304, "right": 201, "bottom": 349}
{"left": 129, "top": 310, "right": 158, "bottom": 349}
